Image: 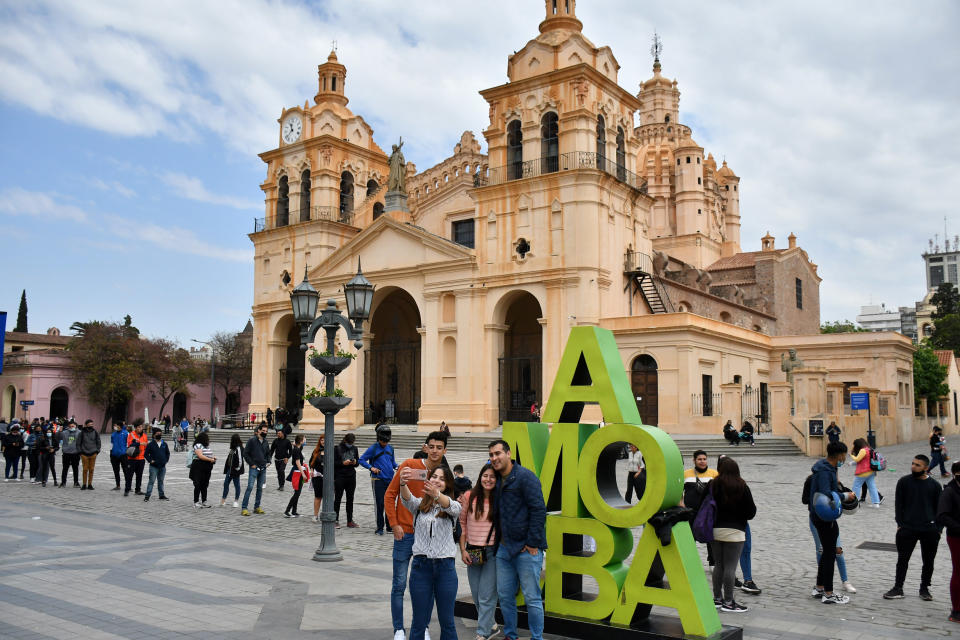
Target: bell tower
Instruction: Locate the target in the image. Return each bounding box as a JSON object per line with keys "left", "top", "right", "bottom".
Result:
{"left": 314, "top": 49, "right": 348, "bottom": 107}
{"left": 539, "top": 0, "right": 582, "bottom": 33}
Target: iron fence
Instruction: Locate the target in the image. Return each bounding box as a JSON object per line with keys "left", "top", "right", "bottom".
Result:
{"left": 252, "top": 206, "right": 354, "bottom": 233}
{"left": 475, "top": 151, "right": 647, "bottom": 194}
{"left": 691, "top": 392, "right": 722, "bottom": 417}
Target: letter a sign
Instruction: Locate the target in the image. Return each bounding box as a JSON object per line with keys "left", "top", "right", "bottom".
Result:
{"left": 502, "top": 326, "right": 721, "bottom": 638}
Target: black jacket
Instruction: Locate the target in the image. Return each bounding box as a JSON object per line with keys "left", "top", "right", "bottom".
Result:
{"left": 244, "top": 435, "right": 270, "bottom": 468}
{"left": 333, "top": 443, "right": 359, "bottom": 479}
{"left": 895, "top": 474, "right": 942, "bottom": 532}
{"left": 938, "top": 479, "right": 960, "bottom": 537}
{"left": 1, "top": 431, "right": 23, "bottom": 457}
{"left": 77, "top": 426, "right": 101, "bottom": 456}
{"left": 269, "top": 436, "right": 293, "bottom": 461}
{"left": 713, "top": 483, "right": 757, "bottom": 532}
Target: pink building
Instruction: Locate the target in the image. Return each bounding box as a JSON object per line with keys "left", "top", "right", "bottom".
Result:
{"left": 1, "top": 329, "right": 251, "bottom": 429}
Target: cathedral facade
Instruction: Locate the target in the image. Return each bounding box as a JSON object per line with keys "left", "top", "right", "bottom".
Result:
{"left": 247, "top": 1, "right": 919, "bottom": 447}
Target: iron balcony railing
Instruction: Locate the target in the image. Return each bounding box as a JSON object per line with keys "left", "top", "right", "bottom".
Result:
{"left": 474, "top": 151, "right": 647, "bottom": 194}
{"left": 253, "top": 205, "right": 354, "bottom": 233}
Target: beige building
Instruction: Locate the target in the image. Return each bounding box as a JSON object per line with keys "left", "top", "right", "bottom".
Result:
{"left": 246, "top": 1, "right": 922, "bottom": 447}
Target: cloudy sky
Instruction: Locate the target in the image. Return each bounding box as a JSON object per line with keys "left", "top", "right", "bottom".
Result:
{"left": 2, "top": 0, "right": 958, "bottom": 344}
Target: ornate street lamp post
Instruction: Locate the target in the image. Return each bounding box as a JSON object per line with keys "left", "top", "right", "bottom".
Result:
{"left": 289, "top": 259, "right": 374, "bottom": 562}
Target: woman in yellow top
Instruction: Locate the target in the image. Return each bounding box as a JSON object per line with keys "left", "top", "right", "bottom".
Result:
{"left": 850, "top": 438, "right": 880, "bottom": 507}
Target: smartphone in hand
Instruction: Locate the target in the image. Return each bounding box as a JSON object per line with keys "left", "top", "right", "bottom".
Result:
{"left": 411, "top": 468, "right": 428, "bottom": 481}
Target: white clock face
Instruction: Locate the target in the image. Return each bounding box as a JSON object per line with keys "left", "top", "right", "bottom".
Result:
{"left": 282, "top": 115, "right": 302, "bottom": 144}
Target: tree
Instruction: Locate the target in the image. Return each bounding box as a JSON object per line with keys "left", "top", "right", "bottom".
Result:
{"left": 820, "top": 320, "right": 866, "bottom": 334}
{"left": 14, "top": 289, "right": 27, "bottom": 332}
{"left": 931, "top": 314, "right": 960, "bottom": 355}
{"left": 931, "top": 282, "right": 960, "bottom": 319}
{"left": 69, "top": 320, "right": 105, "bottom": 337}
{"left": 209, "top": 330, "right": 252, "bottom": 412}
{"left": 914, "top": 344, "right": 949, "bottom": 407}
{"left": 67, "top": 321, "right": 145, "bottom": 430}
{"left": 141, "top": 338, "right": 204, "bottom": 422}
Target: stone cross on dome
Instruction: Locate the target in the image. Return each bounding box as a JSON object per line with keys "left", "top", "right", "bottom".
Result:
{"left": 650, "top": 31, "right": 663, "bottom": 71}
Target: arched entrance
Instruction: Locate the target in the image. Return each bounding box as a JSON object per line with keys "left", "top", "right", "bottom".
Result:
{"left": 172, "top": 392, "right": 188, "bottom": 424}
{"left": 3, "top": 386, "right": 15, "bottom": 421}
{"left": 498, "top": 292, "right": 543, "bottom": 423}
{"left": 49, "top": 387, "right": 69, "bottom": 421}
{"left": 366, "top": 289, "right": 421, "bottom": 424}
{"left": 107, "top": 398, "right": 128, "bottom": 426}
{"left": 280, "top": 324, "right": 305, "bottom": 423}
{"left": 631, "top": 354, "right": 658, "bottom": 426}
{"left": 226, "top": 392, "right": 240, "bottom": 415}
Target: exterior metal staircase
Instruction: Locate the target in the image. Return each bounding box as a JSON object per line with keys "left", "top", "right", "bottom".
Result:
{"left": 624, "top": 250, "right": 674, "bottom": 314}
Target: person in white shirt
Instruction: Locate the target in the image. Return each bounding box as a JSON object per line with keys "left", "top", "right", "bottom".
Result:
{"left": 625, "top": 443, "right": 645, "bottom": 503}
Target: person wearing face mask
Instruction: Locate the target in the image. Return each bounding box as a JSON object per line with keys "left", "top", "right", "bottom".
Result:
{"left": 77, "top": 419, "right": 101, "bottom": 490}
{"left": 58, "top": 420, "right": 81, "bottom": 488}
{"left": 37, "top": 423, "right": 60, "bottom": 487}
{"left": 808, "top": 441, "right": 856, "bottom": 604}
{"left": 398, "top": 463, "right": 461, "bottom": 640}
{"left": 143, "top": 428, "right": 170, "bottom": 501}
{"left": 124, "top": 420, "right": 148, "bottom": 496}
{"left": 883, "top": 454, "right": 943, "bottom": 601}
{"left": 458, "top": 463, "right": 499, "bottom": 640}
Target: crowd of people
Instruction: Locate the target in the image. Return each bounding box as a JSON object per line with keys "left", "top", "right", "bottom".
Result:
{"left": 7, "top": 412, "right": 960, "bottom": 635}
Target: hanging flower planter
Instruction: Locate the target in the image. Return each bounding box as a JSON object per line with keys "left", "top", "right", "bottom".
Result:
{"left": 309, "top": 355, "right": 353, "bottom": 376}
{"left": 307, "top": 395, "right": 352, "bottom": 414}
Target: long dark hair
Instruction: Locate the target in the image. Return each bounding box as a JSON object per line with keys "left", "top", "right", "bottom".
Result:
{"left": 229, "top": 434, "right": 243, "bottom": 450}
{"left": 420, "top": 466, "right": 456, "bottom": 518}
{"left": 712, "top": 457, "right": 747, "bottom": 506}
{"left": 194, "top": 431, "right": 209, "bottom": 447}
{"left": 466, "top": 463, "right": 496, "bottom": 521}
{"left": 852, "top": 438, "right": 868, "bottom": 456}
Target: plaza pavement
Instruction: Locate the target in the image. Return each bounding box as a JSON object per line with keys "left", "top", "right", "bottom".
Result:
{"left": 0, "top": 435, "right": 958, "bottom": 639}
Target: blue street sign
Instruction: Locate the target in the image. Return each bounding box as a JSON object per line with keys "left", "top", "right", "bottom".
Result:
{"left": 19, "top": 400, "right": 34, "bottom": 406}
{"left": 850, "top": 392, "right": 869, "bottom": 411}
{"left": 0, "top": 311, "right": 5, "bottom": 374}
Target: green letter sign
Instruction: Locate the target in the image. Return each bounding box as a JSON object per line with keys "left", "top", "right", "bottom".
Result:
{"left": 502, "top": 326, "right": 720, "bottom": 637}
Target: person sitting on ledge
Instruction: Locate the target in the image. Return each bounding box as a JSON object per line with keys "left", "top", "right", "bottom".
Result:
{"left": 740, "top": 421, "right": 756, "bottom": 447}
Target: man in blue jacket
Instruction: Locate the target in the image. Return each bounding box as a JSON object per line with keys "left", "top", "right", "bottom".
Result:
{"left": 143, "top": 428, "right": 170, "bottom": 501}
{"left": 109, "top": 423, "right": 128, "bottom": 490}
{"left": 809, "top": 440, "right": 856, "bottom": 605}
{"left": 489, "top": 439, "right": 547, "bottom": 640}
{"left": 359, "top": 425, "right": 398, "bottom": 535}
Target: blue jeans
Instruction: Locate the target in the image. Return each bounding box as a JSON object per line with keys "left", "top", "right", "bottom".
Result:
{"left": 496, "top": 547, "right": 544, "bottom": 640}
{"left": 467, "top": 547, "right": 499, "bottom": 637}
{"left": 4, "top": 456, "right": 18, "bottom": 479}
{"left": 242, "top": 467, "right": 264, "bottom": 510}
{"left": 372, "top": 478, "right": 389, "bottom": 533}
{"left": 852, "top": 473, "right": 879, "bottom": 505}
{"left": 931, "top": 450, "right": 948, "bottom": 475}
{"left": 145, "top": 465, "right": 165, "bottom": 498}
{"left": 391, "top": 533, "right": 415, "bottom": 631}
{"left": 222, "top": 474, "right": 240, "bottom": 500}
{"left": 809, "top": 515, "right": 848, "bottom": 582}
{"left": 409, "top": 556, "right": 458, "bottom": 640}
{"left": 738, "top": 523, "right": 752, "bottom": 581}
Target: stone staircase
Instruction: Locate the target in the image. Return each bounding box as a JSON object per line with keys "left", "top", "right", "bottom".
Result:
{"left": 202, "top": 426, "right": 804, "bottom": 458}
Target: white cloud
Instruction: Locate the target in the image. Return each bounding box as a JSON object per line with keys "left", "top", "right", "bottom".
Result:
{"left": 160, "top": 172, "right": 260, "bottom": 210}
{"left": 0, "top": 187, "right": 88, "bottom": 222}
{"left": 103, "top": 214, "right": 251, "bottom": 263}
{"left": 1, "top": 1, "right": 958, "bottom": 323}
{"left": 89, "top": 178, "right": 136, "bottom": 198}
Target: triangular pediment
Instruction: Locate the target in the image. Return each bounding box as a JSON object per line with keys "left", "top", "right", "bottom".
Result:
{"left": 309, "top": 216, "right": 475, "bottom": 284}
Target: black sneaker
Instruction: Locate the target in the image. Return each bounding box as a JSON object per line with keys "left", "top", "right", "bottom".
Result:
{"left": 883, "top": 587, "right": 904, "bottom": 599}
{"left": 159, "top": 496, "right": 168, "bottom": 500}
{"left": 720, "top": 601, "right": 748, "bottom": 613}
{"left": 734, "top": 578, "right": 743, "bottom": 589}
{"left": 284, "top": 512, "right": 292, "bottom": 518}
{"left": 143, "top": 496, "right": 150, "bottom": 502}
{"left": 811, "top": 586, "right": 824, "bottom": 598}
{"left": 740, "top": 580, "right": 762, "bottom": 595}
{"left": 920, "top": 588, "right": 933, "bottom": 601}
{"left": 713, "top": 598, "right": 722, "bottom": 608}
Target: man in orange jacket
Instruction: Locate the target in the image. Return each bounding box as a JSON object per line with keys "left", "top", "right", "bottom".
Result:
{"left": 384, "top": 430, "right": 448, "bottom": 640}
{"left": 124, "top": 420, "right": 148, "bottom": 496}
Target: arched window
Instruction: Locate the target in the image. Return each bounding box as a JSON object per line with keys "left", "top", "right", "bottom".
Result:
{"left": 596, "top": 114, "right": 606, "bottom": 166}
{"left": 373, "top": 202, "right": 384, "bottom": 220}
{"left": 50, "top": 387, "right": 69, "bottom": 420}
{"left": 507, "top": 120, "right": 523, "bottom": 180}
{"left": 664, "top": 115, "right": 670, "bottom": 123}
{"left": 276, "top": 176, "right": 289, "bottom": 227}
{"left": 366, "top": 179, "right": 379, "bottom": 197}
{"left": 616, "top": 126, "right": 626, "bottom": 181}
{"left": 299, "top": 169, "right": 311, "bottom": 222}
{"left": 339, "top": 171, "right": 354, "bottom": 220}
{"left": 541, "top": 112, "right": 559, "bottom": 174}
{"left": 331, "top": 76, "right": 337, "bottom": 91}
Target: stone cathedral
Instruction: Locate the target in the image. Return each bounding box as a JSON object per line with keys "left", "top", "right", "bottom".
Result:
{"left": 247, "top": 1, "right": 915, "bottom": 446}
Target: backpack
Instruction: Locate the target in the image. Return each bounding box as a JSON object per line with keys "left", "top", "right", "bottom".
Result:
{"left": 691, "top": 488, "right": 717, "bottom": 543}
{"left": 870, "top": 449, "right": 887, "bottom": 471}
{"left": 801, "top": 474, "right": 813, "bottom": 505}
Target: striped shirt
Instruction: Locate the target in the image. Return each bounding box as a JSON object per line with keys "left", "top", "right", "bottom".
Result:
{"left": 459, "top": 491, "right": 495, "bottom": 547}
{"left": 402, "top": 494, "right": 461, "bottom": 558}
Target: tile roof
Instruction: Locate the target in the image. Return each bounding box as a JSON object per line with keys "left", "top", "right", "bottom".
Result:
{"left": 935, "top": 350, "right": 954, "bottom": 369}
{"left": 707, "top": 251, "right": 767, "bottom": 271}
{"left": 4, "top": 331, "right": 71, "bottom": 346}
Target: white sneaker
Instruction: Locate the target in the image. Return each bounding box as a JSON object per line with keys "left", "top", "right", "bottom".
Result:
{"left": 233, "top": 501, "right": 239, "bottom": 508}
{"left": 393, "top": 630, "right": 405, "bottom": 640}
{"left": 872, "top": 503, "right": 880, "bottom": 509}
{"left": 821, "top": 593, "right": 850, "bottom": 604}
{"left": 843, "top": 581, "right": 857, "bottom": 593}
{"left": 424, "top": 630, "right": 432, "bottom": 640}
